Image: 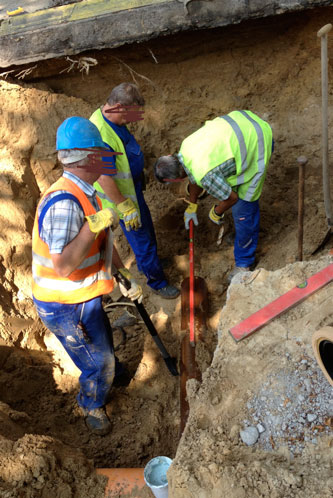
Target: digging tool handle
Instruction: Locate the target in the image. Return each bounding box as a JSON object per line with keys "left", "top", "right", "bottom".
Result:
{"left": 297, "top": 156, "right": 307, "bottom": 261}
{"left": 189, "top": 220, "right": 195, "bottom": 346}
{"left": 114, "top": 272, "right": 179, "bottom": 376}
{"left": 318, "top": 24, "right": 333, "bottom": 226}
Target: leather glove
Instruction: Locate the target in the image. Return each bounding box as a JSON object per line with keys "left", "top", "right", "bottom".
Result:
{"left": 86, "top": 208, "right": 119, "bottom": 236}
{"left": 209, "top": 205, "right": 225, "bottom": 225}
{"left": 117, "top": 198, "right": 140, "bottom": 232}
{"left": 118, "top": 268, "right": 143, "bottom": 303}
{"left": 184, "top": 202, "right": 198, "bottom": 230}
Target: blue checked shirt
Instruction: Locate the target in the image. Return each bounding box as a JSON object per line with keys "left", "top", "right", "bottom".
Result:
{"left": 38, "top": 171, "right": 100, "bottom": 254}
{"left": 183, "top": 158, "right": 237, "bottom": 201}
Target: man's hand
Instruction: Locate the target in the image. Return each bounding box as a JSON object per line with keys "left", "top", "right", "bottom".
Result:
{"left": 184, "top": 202, "right": 198, "bottom": 230}
{"left": 85, "top": 208, "right": 119, "bottom": 235}
{"left": 118, "top": 268, "right": 143, "bottom": 303}
{"left": 117, "top": 198, "right": 140, "bottom": 231}
{"left": 209, "top": 205, "right": 225, "bottom": 225}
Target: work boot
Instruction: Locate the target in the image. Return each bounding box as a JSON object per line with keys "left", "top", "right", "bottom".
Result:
{"left": 112, "top": 360, "right": 132, "bottom": 387}
{"left": 227, "top": 265, "right": 254, "bottom": 284}
{"left": 152, "top": 284, "right": 180, "bottom": 299}
{"left": 83, "top": 407, "right": 112, "bottom": 436}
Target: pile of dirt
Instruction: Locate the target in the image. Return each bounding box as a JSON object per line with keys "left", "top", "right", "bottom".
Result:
{"left": 0, "top": 6, "right": 333, "bottom": 497}
{"left": 169, "top": 256, "right": 333, "bottom": 497}
{"left": 0, "top": 402, "right": 106, "bottom": 498}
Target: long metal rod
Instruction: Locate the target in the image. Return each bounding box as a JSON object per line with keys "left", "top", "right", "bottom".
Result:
{"left": 318, "top": 24, "right": 333, "bottom": 225}
{"left": 114, "top": 272, "right": 179, "bottom": 376}
{"left": 189, "top": 220, "right": 195, "bottom": 346}
{"left": 297, "top": 156, "right": 307, "bottom": 261}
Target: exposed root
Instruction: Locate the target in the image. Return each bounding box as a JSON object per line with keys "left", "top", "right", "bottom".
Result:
{"left": 0, "top": 65, "right": 37, "bottom": 80}
{"left": 111, "top": 56, "right": 156, "bottom": 87}
{"left": 59, "top": 56, "right": 98, "bottom": 75}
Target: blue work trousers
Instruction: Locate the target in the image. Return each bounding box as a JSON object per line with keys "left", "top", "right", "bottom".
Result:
{"left": 232, "top": 198, "right": 260, "bottom": 267}
{"left": 120, "top": 188, "right": 167, "bottom": 291}
{"left": 33, "top": 296, "right": 115, "bottom": 410}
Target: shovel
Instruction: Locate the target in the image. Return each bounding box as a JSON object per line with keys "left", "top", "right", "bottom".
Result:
{"left": 179, "top": 219, "right": 208, "bottom": 434}
{"left": 114, "top": 271, "right": 179, "bottom": 376}
{"left": 313, "top": 24, "right": 333, "bottom": 255}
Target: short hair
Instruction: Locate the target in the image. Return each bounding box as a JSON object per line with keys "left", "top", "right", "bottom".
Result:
{"left": 107, "top": 82, "right": 145, "bottom": 106}
{"left": 57, "top": 149, "right": 90, "bottom": 168}
{"left": 154, "top": 155, "right": 183, "bottom": 183}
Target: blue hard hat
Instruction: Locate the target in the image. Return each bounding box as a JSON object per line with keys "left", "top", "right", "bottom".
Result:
{"left": 56, "top": 116, "right": 105, "bottom": 150}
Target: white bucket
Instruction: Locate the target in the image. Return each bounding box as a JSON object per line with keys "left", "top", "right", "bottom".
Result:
{"left": 143, "top": 456, "right": 172, "bottom": 498}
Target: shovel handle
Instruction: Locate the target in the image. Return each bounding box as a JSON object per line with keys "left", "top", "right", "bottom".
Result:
{"left": 114, "top": 271, "right": 179, "bottom": 376}
{"left": 189, "top": 220, "right": 195, "bottom": 346}
{"left": 318, "top": 24, "right": 333, "bottom": 225}
{"left": 297, "top": 156, "right": 307, "bottom": 261}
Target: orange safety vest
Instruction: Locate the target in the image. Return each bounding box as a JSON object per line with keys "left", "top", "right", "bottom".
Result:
{"left": 32, "top": 176, "right": 113, "bottom": 304}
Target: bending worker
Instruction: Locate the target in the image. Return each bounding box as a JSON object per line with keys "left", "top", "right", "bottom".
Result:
{"left": 154, "top": 110, "right": 273, "bottom": 282}
{"left": 90, "top": 82, "right": 179, "bottom": 299}
{"left": 32, "top": 117, "right": 143, "bottom": 436}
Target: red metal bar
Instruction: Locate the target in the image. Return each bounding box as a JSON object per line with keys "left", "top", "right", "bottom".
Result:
{"left": 189, "top": 220, "right": 195, "bottom": 346}
{"left": 229, "top": 264, "right": 333, "bottom": 342}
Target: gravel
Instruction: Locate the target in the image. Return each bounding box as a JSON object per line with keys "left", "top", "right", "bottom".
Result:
{"left": 243, "top": 349, "right": 333, "bottom": 455}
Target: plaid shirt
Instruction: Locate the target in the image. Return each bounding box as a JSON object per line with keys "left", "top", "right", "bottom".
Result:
{"left": 183, "top": 158, "right": 237, "bottom": 201}
{"left": 38, "top": 171, "right": 99, "bottom": 254}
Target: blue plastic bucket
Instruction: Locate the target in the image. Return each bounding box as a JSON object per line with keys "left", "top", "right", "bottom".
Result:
{"left": 143, "top": 456, "right": 172, "bottom": 498}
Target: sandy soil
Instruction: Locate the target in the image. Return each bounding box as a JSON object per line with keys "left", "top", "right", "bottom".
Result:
{"left": 0, "top": 6, "right": 333, "bottom": 496}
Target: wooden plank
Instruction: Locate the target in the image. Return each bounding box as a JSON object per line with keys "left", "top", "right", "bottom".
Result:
{"left": 229, "top": 264, "right": 333, "bottom": 342}
{"left": 0, "top": 0, "right": 170, "bottom": 35}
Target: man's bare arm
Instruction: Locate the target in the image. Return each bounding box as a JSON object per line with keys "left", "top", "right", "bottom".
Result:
{"left": 214, "top": 190, "right": 239, "bottom": 215}
{"left": 98, "top": 175, "right": 126, "bottom": 204}
{"left": 189, "top": 183, "right": 204, "bottom": 204}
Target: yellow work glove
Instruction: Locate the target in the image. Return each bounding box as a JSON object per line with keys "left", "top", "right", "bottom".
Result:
{"left": 85, "top": 208, "right": 119, "bottom": 236}
{"left": 184, "top": 202, "right": 198, "bottom": 230}
{"left": 208, "top": 205, "right": 225, "bottom": 225}
{"left": 117, "top": 198, "right": 140, "bottom": 232}
{"left": 118, "top": 268, "right": 143, "bottom": 303}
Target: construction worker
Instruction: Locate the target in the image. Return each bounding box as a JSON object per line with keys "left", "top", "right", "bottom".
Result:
{"left": 90, "top": 82, "right": 180, "bottom": 299}
{"left": 154, "top": 110, "right": 273, "bottom": 282}
{"left": 32, "top": 117, "right": 143, "bottom": 435}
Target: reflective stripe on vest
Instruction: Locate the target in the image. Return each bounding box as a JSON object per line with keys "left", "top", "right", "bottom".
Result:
{"left": 89, "top": 108, "right": 141, "bottom": 219}
{"left": 32, "top": 250, "right": 102, "bottom": 270}
{"left": 33, "top": 269, "right": 111, "bottom": 292}
{"left": 220, "top": 111, "right": 268, "bottom": 201}
{"left": 32, "top": 176, "right": 113, "bottom": 304}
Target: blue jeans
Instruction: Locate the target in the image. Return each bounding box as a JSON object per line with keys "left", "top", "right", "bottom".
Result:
{"left": 232, "top": 198, "right": 260, "bottom": 267}
{"left": 33, "top": 296, "right": 115, "bottom": 410}
{"left": 120, "top": 186, "right": 167, "bottom": 291}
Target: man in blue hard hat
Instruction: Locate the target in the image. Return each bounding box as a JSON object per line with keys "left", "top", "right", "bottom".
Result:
{"left": 90, "top": 82, "right": 180, "bottom": 299}
{"left": 32, "top": 116, "right": 143, "bottom": 435}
